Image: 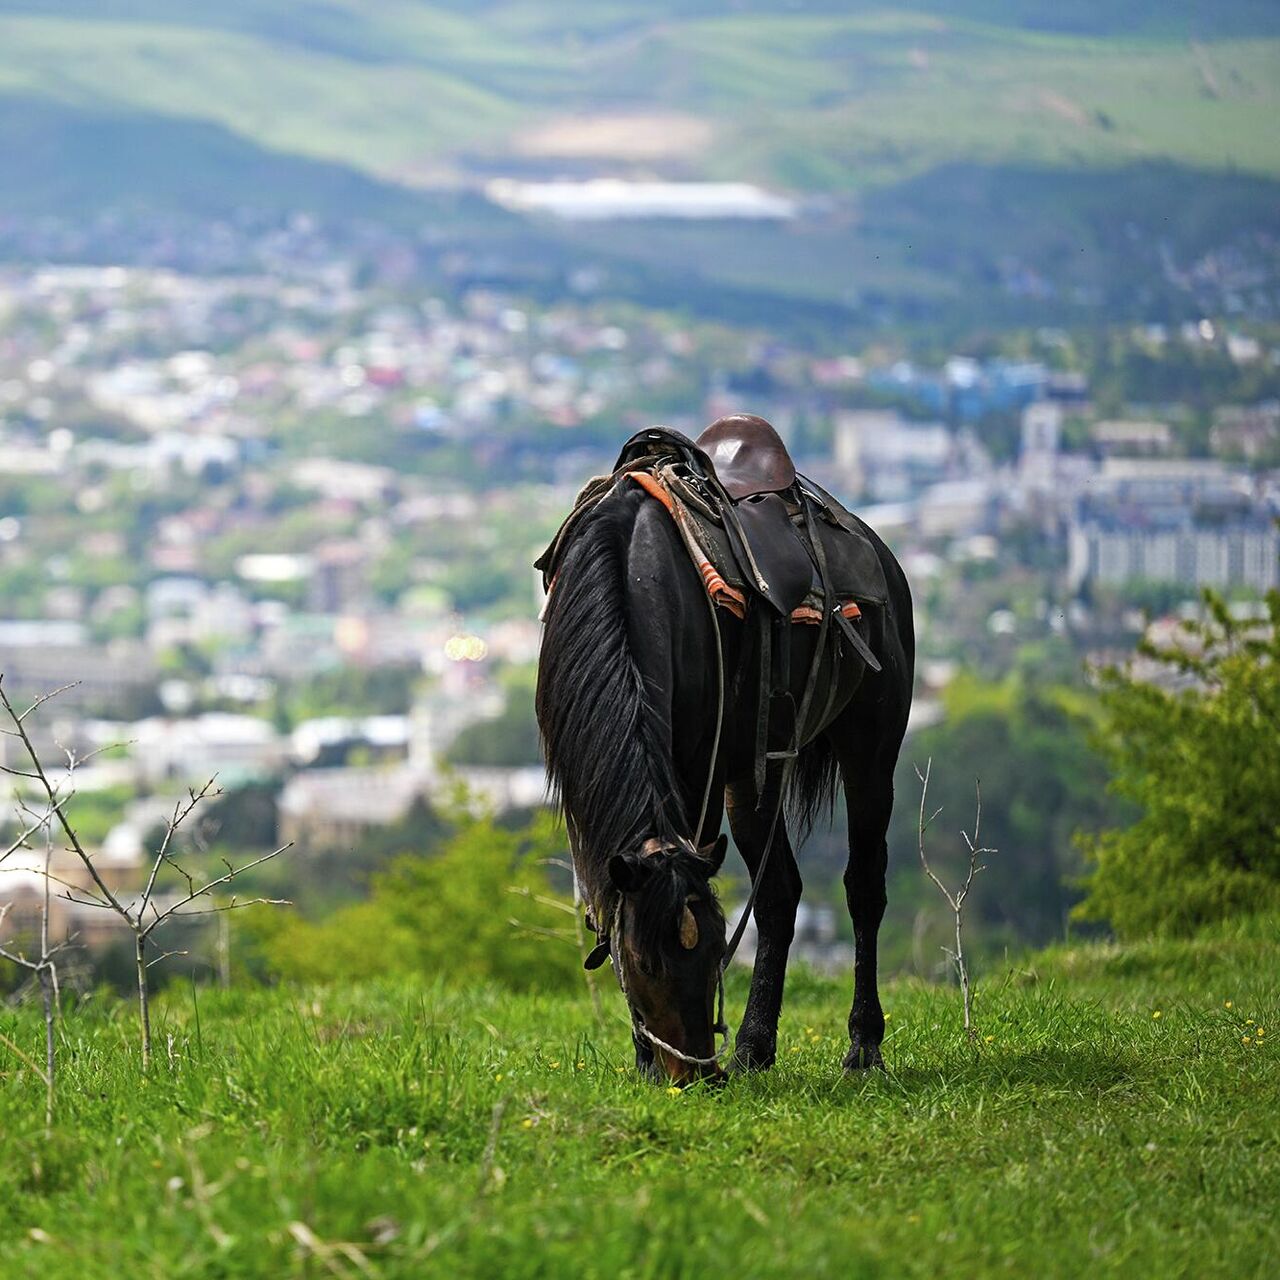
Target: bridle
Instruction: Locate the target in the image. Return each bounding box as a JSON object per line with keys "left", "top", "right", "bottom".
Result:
{"left": 608, "top": 874, "right": 732, "bottom": 1070}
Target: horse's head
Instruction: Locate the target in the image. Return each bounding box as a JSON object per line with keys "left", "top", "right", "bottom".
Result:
{"left": 596, "top": 833, "right": 728, "bottom": 1085}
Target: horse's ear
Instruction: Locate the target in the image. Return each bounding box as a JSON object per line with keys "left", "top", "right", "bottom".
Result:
{"left": 608, "top": 852, "right": 651, "bottom": 893}
{"left": 697, "top": 833, "right": 728, "bottom": 875}
{"left": 583, "top": 940, "right": 611, "bottom": 970}
{"left": 679, "top": 903, "right": 699, "bottom": 950}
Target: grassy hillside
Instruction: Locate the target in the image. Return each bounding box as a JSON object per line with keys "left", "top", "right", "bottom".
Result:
{"left": 2, "top": 2, "right": 1276, "bottom": 332}
{"left": 1, "top": 928, "right": 1276, "bottom": 1276}
{"left": 1, "top": 2, "right": 1278, "bottom": 197}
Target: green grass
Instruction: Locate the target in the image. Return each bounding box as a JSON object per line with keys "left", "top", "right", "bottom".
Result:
{"left": 2, "top": 928, "right": 1277, "bottom": 1277}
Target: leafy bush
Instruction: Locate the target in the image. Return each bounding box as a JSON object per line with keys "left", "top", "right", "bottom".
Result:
{"left": 1075, "top": 589, "right": 1280, "bottom": 937}
{"left": 253, "top": 811, "right": 582, "bottom": 991}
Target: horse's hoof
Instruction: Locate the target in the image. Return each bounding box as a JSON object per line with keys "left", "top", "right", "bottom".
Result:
{"left": 842, "top": 1041, "right": 885, "bottom": 1072}
{"left": 729, "top": 1040, "right": 776, "bottom": 1074}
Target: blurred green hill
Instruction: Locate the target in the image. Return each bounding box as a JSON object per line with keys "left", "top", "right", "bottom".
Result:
{"left": 2, "top": 2, "right": 1277, "bottom": 325}
{"left": 3, "top": 1, "right": 1278, "bottom": 192}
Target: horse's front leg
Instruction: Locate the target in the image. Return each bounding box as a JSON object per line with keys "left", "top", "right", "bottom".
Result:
{"left": 839, "top": 759, "right": 894, "bottom": 1072}
{"left": 725, "top": 778, "right": 802, "bottom": 1072}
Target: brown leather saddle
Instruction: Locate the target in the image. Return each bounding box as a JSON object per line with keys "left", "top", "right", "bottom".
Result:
{"left": 697, "top": 414, "right": 796, "bottom": 501}
{"left": 535, "top": 418, "right": 885, "bottom": 796}
{"left": 539, "top": 419, "right": 886, "bottom": 629}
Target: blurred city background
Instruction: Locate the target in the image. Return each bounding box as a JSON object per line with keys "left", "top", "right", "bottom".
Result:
{"left": 1, "top": 1, "right": 1277, "bottom": 988}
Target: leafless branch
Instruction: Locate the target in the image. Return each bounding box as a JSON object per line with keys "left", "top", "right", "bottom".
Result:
{"left": 1, "top": 803, "right": 57, "bottom": 862}
{"left": 139, "top": 777, "right": 221, "bottom": 919}
{"left": 505, "top": 884, "right": 578, "bottom": 915}
{"left": 0, "top": 794, "right": 63, "bottom": 1128}
{"left": 915, "top": 759, "right": 997, "bottom": 1040}
{"left": 161, "top": 896, "right": 291, "bottom": 922}
{"left": 1, "top": 676, "right": 292, "bottom": 1072}
{"left": 0, "top": 676, "right": 127, "bottom": 917}
{"left": 506, "top": 917, "right": 577, "bottom": 942}
{"left": 0, "top": 1029, "right": 49, "bottom": 1086}
{"left": 141, "top": 844, "right": 292, "bottom": 938}
{"left": 17, "top": 682, "right": 79, "bottom": 723}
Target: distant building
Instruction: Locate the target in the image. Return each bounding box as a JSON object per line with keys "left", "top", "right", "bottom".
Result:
{"left": 917, "top": 479, "right": 998, "bottom": 539}
{"left": 277, "top": 764, "right": 428, "bottom": 849}
{"left": 485, "top": 179, "right": 797, "bottom": 222}
{"left": 832, "top": 410, "right": 952, "bottom": 499}
{"left": 307, "top": 540, "right": 370, "bottom": 614}
{"left": 1090, "top": 420, "right": 1173, "bottom": 457}
{"left": 452, "top": 765, "right": 548, "bottom": 814}
{"left": 1067, "top": 460, "right": 1279, "bottom": 593}
{"left": 1211, "top": 402, "right": 1279, "bottom": 462}
{"left": 1, "top": 845, "right": 141, "bottom": 949}
{"left": 0, "top": 624, "right": 156, "bottom": 714}
{"left": 1019, "top": 401, "right": 1062, "bottom": 491}
{"left": 865, "top": 357, "right": 1078, "bottom": 424}
{"left": 130, "top": 714, "right": 284, "bottom": 786}
{"left": 1068, "top": 522, "right": 1279, "bottom": 593}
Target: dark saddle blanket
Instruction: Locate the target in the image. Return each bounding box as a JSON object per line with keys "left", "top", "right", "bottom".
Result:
{"left": 536, "top": 424, "right": 888, "bottom": 624}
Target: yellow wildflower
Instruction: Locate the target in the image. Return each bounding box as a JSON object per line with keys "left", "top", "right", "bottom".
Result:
{"left": 984, "top": 1035, "right": 995, "bottom": 1044}
{"left": 1224, "top": 1000, "right": 1233, "bottom": 1009}
{"left": 666, "top": 1086, "right": 682, "bottom": 1096}
{"left": 520, "top": 1118, "right": 534, "bottom": 1130}
{"left": 548, "top": 1061, "right": 560, "bottom": 1070}
{"left": 1152, "top": 1010, "right": 1162, "bottom": 1020}
{"left": 1242, "top": 1036, "right": 1252, "bottom": 1045}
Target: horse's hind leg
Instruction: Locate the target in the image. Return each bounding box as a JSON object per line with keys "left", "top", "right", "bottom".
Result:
{"left": 724, "top": 777, "right": 802, "bottom": 1072}
{"left": 837, "top": 745, "right": 898, "bottom": 1071}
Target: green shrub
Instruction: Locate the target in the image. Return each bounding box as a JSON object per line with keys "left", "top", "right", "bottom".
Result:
{"left": 255, "top": 811, "right": 583, "bottom": 991}
{"left": 1076, "top": 589, "right": 1280, "bottom": 937}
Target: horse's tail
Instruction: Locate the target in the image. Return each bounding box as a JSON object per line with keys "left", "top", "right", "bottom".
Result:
{"left": 787, "top": 731, "right": 840, "bottom": 843}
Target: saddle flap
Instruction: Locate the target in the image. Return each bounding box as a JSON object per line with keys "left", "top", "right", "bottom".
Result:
{"left": 806, "top": 504, "right": 889, "bottom": 605}
{"left": 734, "top": 492, "right": 813, "bottom": 616}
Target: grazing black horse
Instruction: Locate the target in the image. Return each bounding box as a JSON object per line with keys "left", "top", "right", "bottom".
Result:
{"left": 536, "top": 420, "right": 914, "bottom": 1084}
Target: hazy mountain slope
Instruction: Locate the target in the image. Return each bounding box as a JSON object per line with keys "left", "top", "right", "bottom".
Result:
{"left": 3, "top": 2, "right": 1275, "bottom": 332}
{"left": 0, "top": 2, "right": 1277, "bottom": 202}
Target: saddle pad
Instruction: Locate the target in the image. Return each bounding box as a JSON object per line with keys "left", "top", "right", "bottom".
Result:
{"left": 535, "top": 427, "right": 889, "bottom": 618}
{"left": 681, "top": 488, "right": 888, "bottom": 611}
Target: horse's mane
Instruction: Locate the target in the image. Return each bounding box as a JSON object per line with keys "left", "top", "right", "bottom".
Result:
{"left": 536, "top": 483, "right": 687, "bottom": 909}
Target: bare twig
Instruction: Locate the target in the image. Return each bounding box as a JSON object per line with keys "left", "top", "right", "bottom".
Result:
{"left": 476, "top": 1098, "right": 508, "bottom": 1194}
{"left": 0, "top": 1028, "right": 49, "bottom": 1085}
{"left": 0, "top": 798, "right": 65, "bottom": 1129}
{"left": 915, "top": 759, "right": 996, "bottom": 1040}
{"left": 538, "top": 854, "right": 606, "bottom": 1025}
{"left": 141, "top": 845, "right": 292, "bottom": 938}
{"left": 1, "top": 803, "right": 61, "bottom": 863}
{"left": 0, "top": 676, "right": 127, "bottom": 917}
{"left": 0, "top": 675, "right": 293, "bottom": 1071}
{"left": 505, "top": 917, "right": 577, "bottom": 942}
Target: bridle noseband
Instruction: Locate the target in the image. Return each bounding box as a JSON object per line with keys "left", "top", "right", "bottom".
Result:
{"left": 607, "top": 874, "right": 731, "bottom": 1071}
